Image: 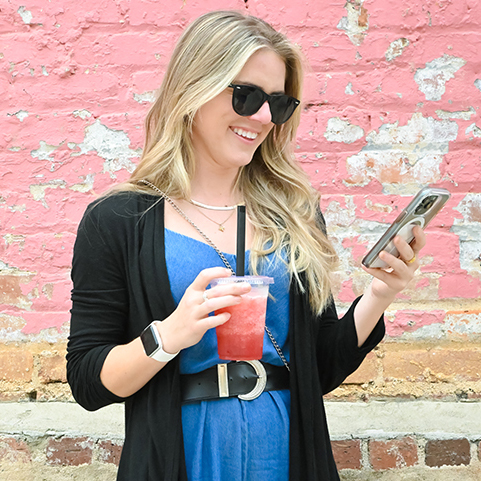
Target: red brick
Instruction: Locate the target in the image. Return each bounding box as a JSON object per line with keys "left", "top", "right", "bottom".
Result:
{"left": 0, "top": 348, "right": 34, "bottom": 382}
{"left": 46, "top": 437, "right": 93, "bottom": 466}
{"left": 38, "top": 353, "right": 67, "bottom": 384}
{"left": 331, "top": 439, "right": 362, "bottom": 470}
{"left": 425, "top": 439, "right": 471, "bottom": 467}
{"left": 369, "top": 437, "right": 418, "bottom": 470}
{"left": 0, "top": 436, "right": 31, "bottom": 463}
{"left": 98, "top": 440, "right": 123, "bottom": 466}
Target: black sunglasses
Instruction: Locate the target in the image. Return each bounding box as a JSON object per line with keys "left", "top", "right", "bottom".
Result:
{"left": 229, "top": 84, "right": 300, "bottom": 125}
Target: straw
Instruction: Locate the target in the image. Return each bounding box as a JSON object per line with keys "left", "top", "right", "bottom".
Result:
{"left": 236, "top": 205, "right": 246, "bottom": 277}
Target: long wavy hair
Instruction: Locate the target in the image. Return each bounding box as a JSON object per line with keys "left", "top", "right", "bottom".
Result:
{"left": 112, "top": 10, "right": 338, "bottom": 314}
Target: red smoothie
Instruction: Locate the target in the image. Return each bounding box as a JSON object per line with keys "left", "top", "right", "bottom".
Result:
{"left": 215, "top": 295, "right": 267, "bottom": 361}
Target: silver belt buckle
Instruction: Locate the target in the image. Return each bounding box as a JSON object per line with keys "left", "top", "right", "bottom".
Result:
{"left": 216, "top": 360, "right": 267, "bottom": 401}
{"left": 238, "top": 360, "right": 267, "bottom": 401}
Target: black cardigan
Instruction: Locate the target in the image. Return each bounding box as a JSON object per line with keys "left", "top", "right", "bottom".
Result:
{"left": 67, "top": 192, "right": 385, "bottom": 481}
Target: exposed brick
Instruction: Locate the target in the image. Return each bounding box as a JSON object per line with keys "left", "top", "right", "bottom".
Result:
{"left": 98, "top": 440, "right": 123, "bottom": 466}
{"left": 38, "top": 353, "right": 67, "bottom": 384}
{"left": 0, "top": 436, "right": 31, "bottom": 463}
{"left": 46, "top": 437, "right": 93, "bottom": 466}
{"left": 425, "top": 439, "right": 471, "bottom": 467}
{"left": 383, "top": 347, "right": 481, "bottom": 382}
{"left": 331, "top": 439, "right": 362, "bottom": 470}
{"left": 0, "top": 348, "right": 34, "bottom": 382}
{"left": 344, "top": 352, "right": 378, "bottom": 384}
{"left": 369, "top": 437, "right": 418, "bottom": 470}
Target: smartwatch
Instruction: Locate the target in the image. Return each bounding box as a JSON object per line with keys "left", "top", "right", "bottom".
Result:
{"left": 140, "top": 321, "right": 179, "bottom": 363}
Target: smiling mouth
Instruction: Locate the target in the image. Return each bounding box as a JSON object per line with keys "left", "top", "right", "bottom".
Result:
{"left": 232, "top": 127, "right": 258, "bottom": 140}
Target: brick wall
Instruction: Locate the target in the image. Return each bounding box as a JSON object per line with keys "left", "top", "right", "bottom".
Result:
{"left": 1, "top": 0, "right": 480, "bottom": 479}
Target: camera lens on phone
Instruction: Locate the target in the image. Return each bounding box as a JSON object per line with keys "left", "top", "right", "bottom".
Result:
{"left": 414, "top": 195, "right": 437, "bottom": 215}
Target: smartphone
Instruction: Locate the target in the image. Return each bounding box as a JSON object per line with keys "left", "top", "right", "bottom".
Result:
{"left": 362, "top": 186, "right": 451, "bottom": 269}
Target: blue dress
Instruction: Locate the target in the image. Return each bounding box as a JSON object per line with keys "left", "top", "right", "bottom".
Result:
{"left": 165, "top": 229, "right": 291, "bottom": 481}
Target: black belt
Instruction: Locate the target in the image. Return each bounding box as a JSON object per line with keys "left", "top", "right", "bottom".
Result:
{"left": 180, "top": 361, "right": 290, "bottom": 404}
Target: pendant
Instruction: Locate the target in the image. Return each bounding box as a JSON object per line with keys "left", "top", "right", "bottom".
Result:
{"left": 218, "top": 225, "right": 225, "bottom": 232}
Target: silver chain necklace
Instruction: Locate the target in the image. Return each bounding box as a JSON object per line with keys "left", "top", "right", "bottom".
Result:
{"left": 139, "top": 179, "right": 290, "bottom": 371}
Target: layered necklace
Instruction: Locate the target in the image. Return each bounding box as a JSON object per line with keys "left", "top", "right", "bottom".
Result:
{"left": 189, "top": 198, "right": 240, "bottom": 233}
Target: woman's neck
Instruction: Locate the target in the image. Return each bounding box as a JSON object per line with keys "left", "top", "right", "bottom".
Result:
{"left": 189, "top": 171, "right": 242, "bottom": 208}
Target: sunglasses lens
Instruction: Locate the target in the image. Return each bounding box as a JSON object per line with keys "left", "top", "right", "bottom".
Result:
{"left": 231, "top": 85, "right": 299, "bottom": 125}
{"left": 268, "top": 96, "right": 299, "bottom": 125}
{"left": 232, "top": 86, "right": 265, "bottom": 116}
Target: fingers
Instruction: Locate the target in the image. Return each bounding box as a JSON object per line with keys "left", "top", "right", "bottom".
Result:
{"left": 192, "top": 267, "right": 233, "bottom": 291}
{"left": 391, "top": 226, "right": 426, "bottom": 266}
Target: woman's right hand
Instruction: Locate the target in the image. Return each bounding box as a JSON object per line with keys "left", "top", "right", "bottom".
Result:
{"left": 158, "top": 267, "right": 252, "bottom": 355}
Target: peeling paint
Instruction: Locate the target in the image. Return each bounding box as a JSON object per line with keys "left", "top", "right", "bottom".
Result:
{"left": 69, "top": 174, "right": 95, "bottom": 193}
{"left": 465, "top": 123, "right": 481, "bottom": 138}
{"left": 70, "top": 120, "right": 140, "bottom": 177}
{"left": 73, "top": 110, "right": 92, "bottom": 120}
{"left": 414, "top": 55, "right": 466, "bottom": 101}
{"left": 7, "top": 110, "right": 29, "bottom": 122}
{"left": 436, "top": 107, "right": 475, "bottom": 120}
{"left": 17, "top": 6, "right": 33, "bottom": 25}
{"left": 337, "top": 0, "right": 369, "bottom": 46}
{"left": 345, "top": 113, "right": 457, "bottom": 189}
{"left": 445, "top": 312, "right": 481, "bottom": 337}
{"left": 475, "top": 79, "right": 481, "bottom": 92}
{"left": 385, "top": 38, "right": 410, "bottom": 62}
{"left": 345, "top": 82, "right": 355, "bottom": 95}
{"left": 29, "top": 180, "right": 67, "bottom": 208}
{"left": 452, "top": 194, "right": 481, "bottom": 272}
{"left": 31, "top": 141, "right": 60, "bottom": 162}
{"left": 324, "top": 117, "right": 364, "bottom": 144}
{"left": 133, "top": 91, "right": 156, "bottom": 103}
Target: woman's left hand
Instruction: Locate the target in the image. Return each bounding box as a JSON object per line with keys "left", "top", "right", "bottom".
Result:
{"left": 361, "top": 225, "right": 426, "bottom": 301}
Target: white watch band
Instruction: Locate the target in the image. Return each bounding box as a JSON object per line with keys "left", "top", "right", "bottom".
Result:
{"left": 148, "top": 321, "right": 179, "bottom": 363}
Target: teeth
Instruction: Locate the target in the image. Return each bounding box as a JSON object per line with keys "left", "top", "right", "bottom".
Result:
{"left": 233, "top": 128, "right": 258, "bottom": 140}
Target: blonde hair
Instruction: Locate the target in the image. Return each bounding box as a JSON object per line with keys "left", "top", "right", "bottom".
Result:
{"left": 113, "top": 10, "right": 338, "bottom": 314}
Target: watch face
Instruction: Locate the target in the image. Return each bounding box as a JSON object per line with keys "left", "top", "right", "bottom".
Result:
{"left": 141, "top": 325, "right": 159, "bottom": 356}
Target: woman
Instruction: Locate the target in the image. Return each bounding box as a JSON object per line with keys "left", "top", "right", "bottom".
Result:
{"left": 67, "top": 10, "right": 425, "bottom": 481}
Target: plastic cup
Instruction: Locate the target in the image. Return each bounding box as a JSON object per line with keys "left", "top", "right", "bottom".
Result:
{"left": 210, "top": 276, "right": 274, "bottom": 361}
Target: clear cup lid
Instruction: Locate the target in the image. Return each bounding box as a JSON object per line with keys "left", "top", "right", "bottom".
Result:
{"left": 210, "top": 276, "right": 274, "bottom": 287}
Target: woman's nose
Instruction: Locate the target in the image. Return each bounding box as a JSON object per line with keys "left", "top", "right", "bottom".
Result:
{"left": 247, "top": 101, "right": 272, "bottom": 124}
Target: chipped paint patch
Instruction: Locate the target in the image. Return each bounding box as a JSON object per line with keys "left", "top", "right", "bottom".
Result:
{"left": 337, "top": 0, "right": 369, "bottom": 46}
{"left": 69, "top": 174, "right": 95, "bottom": 193}
{"left": 73, "top": 110, "right": 92, "bottom": 120}
{"left": 385, "top": 38, "right": 410, "bottom": 62}
{"left": 7, "top": 110, "right": 29, "bottom": 122}
{"left": 414, "top": 55, "right": 466, "bottom": 101}
{"left": 474, "top": 79, "right": 481, "bottom": 92}
{"left": 445, "top": 312, "right": 481, "bottom": 338}
{"left": 70, "top": 120, "right": 141, "bottom": 177}
{"left": 451, "top": 194, "right": 481, "bottom": 272}
{"left": 133, "top": 91, "right": 156, "bottom": 103}
{"left": 324, "top": 117, "right": 364, "bottom": 144}
{"left": 345, "top": 82, "right": 355, "bottom": 95}
{"left": 29, "top": 180, "right": 67, "bottom": 208}
{"left": 436, "top": 107, "right": 475, "bottom": 120}
{"left": 386, "top": 310, "right": 446, "bottom": 338}
{"left": 31, "top": 141, "right": 60, "bottom": 162}
{"left": 17, "top": 6, "right": 33, "bottom": 25}
{"left": 465, "top": 123, "right": 481, "bottom": 138}
{"left": 345, "top": 113, "right": 457, "bottom": 190}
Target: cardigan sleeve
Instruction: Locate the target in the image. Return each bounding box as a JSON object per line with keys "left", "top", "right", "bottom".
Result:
{"left": 315, "top": 295, "right": 385, "bottom": 394}
{"left": 67, "top": 199, "right": 129, "bottom": 411}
